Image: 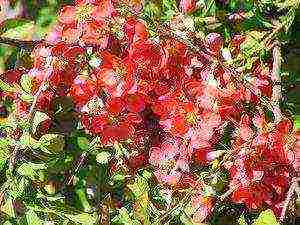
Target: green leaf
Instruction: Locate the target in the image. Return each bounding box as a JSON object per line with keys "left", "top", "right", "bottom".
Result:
{"left": 19, "top": 132, "right": 40, "bottom": 149}
{"left": 128, "top": 175, "right": 149, "bottom": 199}
{"left": 295, "top": 115, "right": 300, "bottom": 131}
{"left": 75, "top": 188, "right": 91, "bottom": 212}
{"left": 112, "top": 207, "right": 141, "bottom": 225}
{"left": 210, "top": 171, "right": 229, "bottom": 192}
{"left": 1, "top": 198, "right": 15, "bottom": 218}
{"left": 127, "top": 174, "right": 150, "bottom": 224}
{"left": 238, "top": 215, "right": 247, "bottom": 225}
{"left": 240, "top": 33, "right": 264, "bottom": 58}
{"left": 39, "top": 134, "right": 65, "bottom": 154}
{"left": 32, "top": 111, "right": 50, "bottom": 135}
{"left": 1, "top": 20, "right": 35, "bottom": 41}
{"left": 0, "top": 79, "right": 15, "bottom": 92}
{"left": 142, "top": 1, "right": 161, "bottom": 36}
{"left": 10, "top": 177, "right": 30, "bottom": 199}
{"left": 0, "top": 138, "right": 11, "bottom": 170}
{"left": 96, "top": 151, "right": 111, "bottom": 164}
{"left": 17, "top": 162, "right": 46, "bottom": 180}
{"left": 36, "top": 7, "right": 57, "bottom": 38}
{"left": 20, "top": 74, "right": 33, "bottom": 93}
{"left": 204, "top": 0, "right": 217, "bottom": 16}
{"left": 162, "top": 0, "right": 178, "bottom": 21}
{"left": 252, "top": 209, "right": 280, "bottom": 225}
{"left": 180, "top": 213, "right": 197, "bottom": 225}
{"left": 143, "top": 2, "right": 161, "bottom": 20}
{"left": 26, "top": 209, "right": 43, "bottom": 225}
{"left": 280, "top": 8, "right": 296, "bottom": 33}
{"left": 77, "top": 136, "right": 90, "bottom": 151}
{"left": 241, "top": 11, "right": 273, "bottom": 30}
{"left": 64, "top": 212, "right": 98, "bottom": 225}
{"left": 20, "top": 93, "right": 34, "bottom": 103}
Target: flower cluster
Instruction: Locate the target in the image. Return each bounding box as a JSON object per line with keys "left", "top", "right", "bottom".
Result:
{"left": 0, "top": 0, "right": 296, "bottom": 223}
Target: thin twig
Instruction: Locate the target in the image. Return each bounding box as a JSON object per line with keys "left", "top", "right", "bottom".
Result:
{"left": 218, "top": 183, "right": 240, "bottom": 202}
{"left": 67, "top": 152, "right": 88, "bottom": 186}
{"left": 0, "top": 37, "right": 42, "bottom": 49}
{"left": 153, "top": 189, "right": 195, "bottom": 225}
{"left": 280, "top": 177, "right": 297, "bottom": 223}
{"left": 271, "top": 42, "right": 282, "bottom": 124}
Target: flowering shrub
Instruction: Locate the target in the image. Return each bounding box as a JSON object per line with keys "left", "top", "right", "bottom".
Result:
{"left": 0, "top": 0, "right": 299, "bottom": 225}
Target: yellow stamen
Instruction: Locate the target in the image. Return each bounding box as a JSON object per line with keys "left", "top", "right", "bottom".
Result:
{"left": 186, "top": 111, "right": 197, "bottom": 125}
{"left": 76, "top": 4, "right": 93, "bottom": 22}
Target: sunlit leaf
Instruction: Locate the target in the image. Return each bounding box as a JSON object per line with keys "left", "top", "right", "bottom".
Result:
{"left": 1, "top": 198, "right": 15, "bottom": 218}
{"left": 32, "top": 111, "right": 51, "bottom": 135}
{"left": 252, "top": 210, "right": 280, "bottom": 225}
{"left": 17, "top": 162, "right": 46, "bottom": 181}
{"left": 64, "top": 212, "right": 98, "bottom": 225}
{"left": 0, "top": 138, "right": 11, "bottom": 170}
{"left": 39, "top": 134, "right": 65, "bottom": 154}
{"left": 77, "top": 136, "right": 90, "bottom": 151}
{"left": 1, "top": 20, "right": 36, "bottom": 41}
{"left": 96, "top": 151, "right": 111, "bottom": 164}
{"left": 20, "top": 74, "right": 33, "bottom": 93}
{"left": 26, "top": 209, "right": 43, "bottom": 225}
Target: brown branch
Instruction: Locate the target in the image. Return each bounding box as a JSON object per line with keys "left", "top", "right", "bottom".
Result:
{"left": 271, "top": 42, "right": 283, "bottom": 124}
{"left": 0, "top": 36, "right": 42, "bottom": 49}
{"left": 280, "top": 177, "right": 297, "bottom": 223}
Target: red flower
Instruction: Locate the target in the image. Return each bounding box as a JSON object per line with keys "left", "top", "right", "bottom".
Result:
{"left": 36, "top": 90, "right": 55, "bottom": 112}
{"left": 81, "top": 95, "right": 142, "bottom": 144}
{"left": 0, "top": 69, "right": 24, "bottom": 84}
{"left": 129, "top": 39, "right": 162, "bottom": 81}
{"left": 127, "top": 152, "right": 148, "bottom": 171}
{"left": 57, "top": 1, "right": 113, "bottom": 45}
{"left": 123, "top": 17, "right": 149, "bottom": 47}
{"left": 125, "top": 94, "right": 146, "bottom": 113}
{"left": 193, "top": 146, "right": 212, "bottom": 165}
{"left": 206, "top": 33, "right": 224, "bottom": 55}
{"left": 276, "top": 118, "right": 293, "bottom": 135}
{"left": 149, "top": 138, "right": 192, "bottom": 186}
{"left": 180, "top": 0, "right": 196, "bottom": 13}
{"left": 106, "top": 97, "right": 125, "bottom": 115}
{"left": 95, "top": 52, "right": 134, "bottom": 97}
{"left": 69, "top": 76, "right": 97, "bottom": 107}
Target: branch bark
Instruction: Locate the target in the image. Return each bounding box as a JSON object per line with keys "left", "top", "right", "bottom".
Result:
{"left": 280, "top": 177, "right": 297, "bottom": 223}
{"left": 271, "top": 42, "right": 283, "bottom": 124}
{"left": 0, "top": 37, "right": 42, "bottom": 49}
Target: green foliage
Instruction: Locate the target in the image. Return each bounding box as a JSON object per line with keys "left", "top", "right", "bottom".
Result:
{"left": 39, "top": 134, "right": 65, "bottom": 154}
{"left": 64, "top": 212, "right": 98, "bottom": 225}
{"left": 17, "top": 162, "right": 46, "bottom": 181}
{"left": 26, "top": 210, "right": 43, "bottom": 225}
{"left": 2, "top": 198, "right": 15, "bottom": 218}
{"left": 96, "top": 151, "right": 111, "bottom": 164}
{"left": 0, "top": 20, "right": 35, "bottom": 40}
{"left": 252, "top": 210, "right": 280, "bottom": 225}
{"left": 32, "top": 111, "right": 50, "bottom": 135}
{"left": 20, "top": 74, "right": 33, "bottom": 94}
{"left": 112, "top": 207, "right": 142, "bottom": 225}
{"left": 0, "top": 138, "right": 11, "bottom": 171}
{"left": 0, "top": 1, "right": 298, "bottom": 225}
{"left": 77, "top": 136, "right": 90, "bottom": 151}
{"left": 0, "top": 79, "right": 16, "bottom": 92}
{"left": 161, "top": 0, "right": 178, "bottom": 21}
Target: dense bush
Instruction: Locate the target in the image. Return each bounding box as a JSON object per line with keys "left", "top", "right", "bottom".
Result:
{"left": 0, "top": 0, "right": 299, "bottom": 225}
